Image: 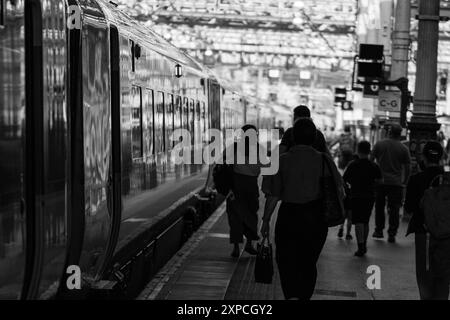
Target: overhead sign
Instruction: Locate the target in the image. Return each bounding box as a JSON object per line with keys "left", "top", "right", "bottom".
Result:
{"left": 334, "top": 87, "right": 347, "bottom": 103}
{"left": 341, "top": 101, "right": 353, "bottom": 111}
{"left": 363, "top": 83, "right": 384, "bottom": 97}
{"left": 378, "top": 90, "right": 401, "bottom": 112}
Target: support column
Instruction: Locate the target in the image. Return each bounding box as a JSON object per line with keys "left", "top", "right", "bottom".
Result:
{"left": 410, "top": 0, "right": 441, "bottom": 138}
{"left": 409, "top": 0, "right": 441, "bottom": 173}
{"left": 390, "top": 0, "right": 411, "bottom": 80}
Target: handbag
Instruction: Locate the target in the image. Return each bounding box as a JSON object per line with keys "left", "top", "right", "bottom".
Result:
{"left": 321, "top": 154, "right": 345, "bottom": 227}
{"left": 254, "top": 237, "right": 274, "bottom": 284}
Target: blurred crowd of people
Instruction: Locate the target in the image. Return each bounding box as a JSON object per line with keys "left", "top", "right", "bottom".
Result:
{"left": 212, "top": 105, "right": 450, "bottom": 300}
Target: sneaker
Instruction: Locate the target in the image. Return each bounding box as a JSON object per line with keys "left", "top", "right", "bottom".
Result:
{"left": 354, "top": 249, "right": 365, "bottom": 257}
{"left": 388, "top": 235, "right": 396, "bottom": 243}
{"left": 363, "top": 242, "right": 368, "bottom": 254}
{"left": 338, "top": 229, "right": 344, "bottom": 238}
{"left": 372, "top": 231, "right": 384, "bottom": 239}
{"left": 354, "top": 242, "right": 367, "bottom": 257}
{"left": 345, "top": 234, "right": 353, "bottom": 240}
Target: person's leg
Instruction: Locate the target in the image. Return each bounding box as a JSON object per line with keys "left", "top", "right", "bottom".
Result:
{"left": 227, "top": 199, "right": 244, "bottom": 257}
{"left": 363, "top": 223, "right": 369, "bottom": 251}
{"left": 374, "top": 185, "right": 386, "bottom": 236}
{"left": 275, "top": 203, "right": 302, "bottom": 299}
{"left": 298, "top": 208, "right": 328, "bottom": 300}
{"left": 415, "top": 233, "right": 434, "bottom": 299}
{"left": 338, "top": 223, "right": 344, "bottom": 238}
{"left": 351, "top": 198, "right": 364, "bottom": 255}
{"left": 346, "top": 210, "right": 353, "bottom": 240}
{"left": 387, "top": 186, "right": 403, "bottom": 241}
{"left": 431, "top": 277, "right": 450, "bottom": 300}
{"left": 364, "top": 198, "right": 375, "bottom": 252}
{"left": 243, "top": 192, "right": 260, "bottom": 254}
{"left": 354, "top": 223, "right": 365, "bottom": 256}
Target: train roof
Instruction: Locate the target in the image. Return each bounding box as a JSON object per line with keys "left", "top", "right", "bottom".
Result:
{"left": 97, "top": 0, "right": 210, "bottom": 76}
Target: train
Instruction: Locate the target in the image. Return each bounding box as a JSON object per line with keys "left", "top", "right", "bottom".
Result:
{"left": 0, "top": 0, "right": 292, "bottom": 299}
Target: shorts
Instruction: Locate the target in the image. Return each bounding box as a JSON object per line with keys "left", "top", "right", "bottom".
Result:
{"left": 351, "top": 197, "right": 375, "bottom": 224}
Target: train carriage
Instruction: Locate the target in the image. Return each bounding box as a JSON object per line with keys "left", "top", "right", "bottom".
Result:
{"left": 0, "top": 0, "right": 291, "bottom": 299}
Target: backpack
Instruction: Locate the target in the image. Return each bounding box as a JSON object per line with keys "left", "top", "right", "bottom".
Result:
{"left": 213, "top": 164, "right": 233, "bottom": 196}
{"left": 421, "top": 173, "right": 450, "bottom": 240}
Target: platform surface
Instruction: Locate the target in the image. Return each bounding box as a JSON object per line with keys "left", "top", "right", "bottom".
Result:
{"left": 139, "top": 194, "right": 418, "bottom": 300}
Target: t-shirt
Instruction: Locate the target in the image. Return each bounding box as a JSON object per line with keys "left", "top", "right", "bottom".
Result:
{"left": 372, "top": 139, "right": 411, "bottom": 186}
{"left": 280, "top": 127, "right": 329, "bottom": 154}
{"left": 343, "top": 158, "right": 382, "bottom": 199}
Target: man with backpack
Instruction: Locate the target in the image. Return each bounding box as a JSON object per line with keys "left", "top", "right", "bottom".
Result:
{"left": 405, "top": 141, "right": 450, "bottom": 300}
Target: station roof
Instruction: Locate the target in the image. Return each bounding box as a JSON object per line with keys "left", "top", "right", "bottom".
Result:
{"left": 116, "top": 0, "right": 358, "bottom": 72}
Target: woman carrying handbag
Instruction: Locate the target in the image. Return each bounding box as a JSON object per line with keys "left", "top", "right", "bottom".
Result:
{"left": 260, "top": 118, "right": 344, "bottom": 300}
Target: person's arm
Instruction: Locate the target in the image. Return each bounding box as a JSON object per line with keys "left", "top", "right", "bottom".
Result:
{"left": 402, "top": 148, "right": 412, "bottom": 186}
{"left": 370, "top": 143, "right": 379, "bottom": 162}
{"left": 342, "top": 163, "right": 352, "bottom": 183}
{"left": 260, "top": 157, "right": 283, "bottom": 237}
{"left": 374, "top": 163, "right": 383, "bottom": 185}
{"left": 404, "top": 176, "right": 418, "bottom": 214}
{"left": 316, "top": 130, "right": 331, "bottom": 156}
{"left": 205, "top": 164, "right": 216, "bottom": 194}
{"left": 279, "top": 128, "right": 292, "bottom": 154}
{"left": 260, "top": 195, "right": 280, "bottom": 238}
{"left": 279, "top": 144, "right": 288, "bottom": 155}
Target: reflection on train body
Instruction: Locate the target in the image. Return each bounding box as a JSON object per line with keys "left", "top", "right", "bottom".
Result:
{"left": 0, "top": 0, "right": 27, "bottom": 300}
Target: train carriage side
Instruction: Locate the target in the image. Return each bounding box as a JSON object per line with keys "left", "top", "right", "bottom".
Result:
{"left": 93, "top": 0, "right": 215, "bottom": 297}
{"left": 0, "top": 0, "right": 69, "bottom": 300}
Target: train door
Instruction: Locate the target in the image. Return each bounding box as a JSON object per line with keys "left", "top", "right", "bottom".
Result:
{"left": 1, "top": 0, "right": 68, "bottom": 299}
{"left": 62, "top": 1, "right": 114, "bottom": 288}
{"left": 0, "top": 0, "right": 28, "bottom": 300}
{"left": 97, "top": 24, "right": 122, "bottom": 278}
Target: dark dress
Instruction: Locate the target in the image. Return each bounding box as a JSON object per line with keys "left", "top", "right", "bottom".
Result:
{"left": 226, "top": 172, "right": 260, "bottom": 244}
{"left": 225, "top": 141, "right": 262, "bottom": 244}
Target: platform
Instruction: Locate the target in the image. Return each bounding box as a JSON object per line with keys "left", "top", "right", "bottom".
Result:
{"left": 138, "top": 195, "right": 419, "bottom": 300}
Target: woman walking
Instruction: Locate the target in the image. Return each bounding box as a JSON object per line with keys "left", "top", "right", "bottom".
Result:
{"left": 226, "top": 124, "right": 262, "bottom": 258}
{"left": 260, "top": 118, "right": 341, "bottom": 300}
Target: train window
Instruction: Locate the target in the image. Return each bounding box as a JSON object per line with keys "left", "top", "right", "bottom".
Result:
{"left": 130, "top": 40, "right": 135, "bottom": 72}
{"left": 189, "top": 99, "right": 195, "bottom": 145}
{"left": 155, "top": 91, "right": 165, "bottom": 153}
{"left": 202, "top": 101, "right": 206, "bottom": 131}
{"left": 144, "top": 89, "right": 154, "bottom": 156}
{"left": 166, "top": 93, "right": 174, "bottom": 150}
{"left": 182, "top": 97, "right": 189, "bottom": 131}
{"left": 174, "top": 96, "right": 182, "bottom": 135}
{"left": 131, "top": 86, "right": 143, "bottom": 159}
{"left": 195, "top": 101, "right": 201, "bottom": 145}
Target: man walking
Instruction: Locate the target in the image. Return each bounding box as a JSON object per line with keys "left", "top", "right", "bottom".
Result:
{"left": 279, "top": 105, "right": 330, "bottom": 155}
{"left": 371, "top": 124, "right": 411, "bottom": 243}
